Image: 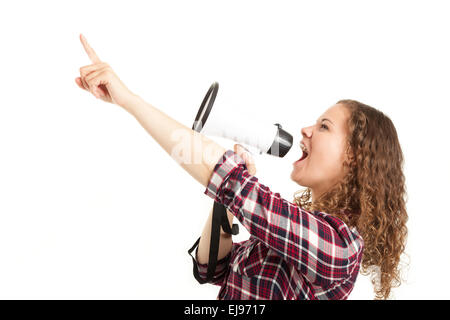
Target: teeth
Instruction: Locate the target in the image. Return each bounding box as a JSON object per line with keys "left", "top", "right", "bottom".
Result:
{"left": 300, "top": 143, "right": 308, "bottom": 153}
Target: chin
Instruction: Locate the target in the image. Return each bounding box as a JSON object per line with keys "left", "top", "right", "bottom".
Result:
{"left": 290, "top": 172, "right": 305, "bottom": 186}
{"left": 290, "top": 170, "right": 297, "bottom": 182}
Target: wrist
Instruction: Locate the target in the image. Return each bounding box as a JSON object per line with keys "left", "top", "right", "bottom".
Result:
{"left": 119, "top": 92, "right": 142, "bottom": 113}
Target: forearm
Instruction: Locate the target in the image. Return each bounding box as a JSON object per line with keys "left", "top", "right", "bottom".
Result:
{"left": 197, "top": 207, "right": 235, "bottom": 265}
{"left": 121, "top": 94, "right": 227, "bottom": 188}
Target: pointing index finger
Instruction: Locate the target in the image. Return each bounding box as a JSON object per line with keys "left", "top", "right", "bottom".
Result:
{"left": 80, "top": 34, "right": 101, "bottom": 63}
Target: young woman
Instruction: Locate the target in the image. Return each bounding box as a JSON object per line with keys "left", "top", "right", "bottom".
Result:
{"left": 75, "top": 34, "right": 408, "bottom": 300}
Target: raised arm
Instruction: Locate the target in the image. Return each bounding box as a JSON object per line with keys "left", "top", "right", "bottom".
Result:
{"left": 75, "top": 34, "right": 226, "bottom": 187}
{"left": 121, "top": 95, "right": 226, "bottom": 187}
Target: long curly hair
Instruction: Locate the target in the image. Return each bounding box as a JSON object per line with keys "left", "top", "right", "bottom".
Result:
{"left": 293, "top": 99, "right": 408, "bottom": 299}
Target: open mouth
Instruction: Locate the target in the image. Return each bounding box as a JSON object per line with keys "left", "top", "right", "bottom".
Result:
{"left": 294, "top": 150, "right": 308, "bottom": 164}
{"left": 301, "top": 150, "right": 309, "bottom": 160}
{"left": 298, "top": 150, "right": 308, "bottom": 161}
{"left": 294, "top": 141, "right": 309, "bottom": 165}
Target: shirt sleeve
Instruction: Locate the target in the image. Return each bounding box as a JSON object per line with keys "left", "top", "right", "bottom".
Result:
{"left": 204, "top": 149, "right": 364, "bottom": 287}
{"left": 194, "top": 247, "right": 231, "bottom": 286}
{"left": 193, "top": 241, "right": 245, "bottom": 286}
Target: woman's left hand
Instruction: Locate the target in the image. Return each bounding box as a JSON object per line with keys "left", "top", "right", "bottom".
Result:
{"left": 234, "top": 144, "right": 257, "bottom": 175}
{"left": 75, "top": 34, "right": 136, "bottom": 107}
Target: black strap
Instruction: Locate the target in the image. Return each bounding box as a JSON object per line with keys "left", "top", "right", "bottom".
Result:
{"left": 188, "top": 201, "right": 239, "bottom": 284}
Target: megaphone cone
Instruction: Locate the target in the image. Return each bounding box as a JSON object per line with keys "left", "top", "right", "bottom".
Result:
{"left": 192, "top": 82, "right": 293, "bottom": 157}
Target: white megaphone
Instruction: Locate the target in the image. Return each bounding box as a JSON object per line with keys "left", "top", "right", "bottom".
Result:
{"left": 192, "top": 82, "right": 293, "bottom": 157}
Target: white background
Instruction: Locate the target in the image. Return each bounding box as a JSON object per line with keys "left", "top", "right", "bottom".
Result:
{"left": 0, "top": 0, "right": 449, "bottom": 299}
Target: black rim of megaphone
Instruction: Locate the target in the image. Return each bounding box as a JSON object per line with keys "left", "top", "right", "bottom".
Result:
{"left": 192, "top": 82, "right": 219, "bottom": 132}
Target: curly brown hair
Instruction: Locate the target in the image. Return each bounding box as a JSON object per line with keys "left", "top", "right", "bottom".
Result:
{"left": 293, "top": 99, "right": 408, "bottom": 299}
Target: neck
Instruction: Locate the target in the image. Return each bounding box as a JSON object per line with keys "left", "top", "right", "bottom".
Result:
{"left": 311, "top": 188, "right": 323, "bottom": 203}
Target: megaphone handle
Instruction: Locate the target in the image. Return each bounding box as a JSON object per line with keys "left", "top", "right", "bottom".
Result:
{"left": 188, "top": 201, "right": 239, "bottom": 284}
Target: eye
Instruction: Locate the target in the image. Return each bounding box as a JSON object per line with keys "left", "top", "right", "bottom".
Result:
{"left": 320, "top": 123, "right": 328, "bottom": 130}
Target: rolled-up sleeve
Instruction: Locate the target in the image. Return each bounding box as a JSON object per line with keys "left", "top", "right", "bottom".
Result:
{"left": 204, "top": 150, "right": 364, "bottom": 287}
{"left": 194, "top": 248, "right": 231, "bottom": 286}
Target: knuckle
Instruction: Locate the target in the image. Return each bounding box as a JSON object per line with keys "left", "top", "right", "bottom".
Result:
{"left": 86, "top": 71, "right": 99, "bottom": 81}
{"left": 80, "top": 64, "right": 92, "bottom": 74}
{"left": 86, "top": 71, "right": 95, "bottom": 79}
{"left": 103, "top": 70, "right": 113, "bottom": 79}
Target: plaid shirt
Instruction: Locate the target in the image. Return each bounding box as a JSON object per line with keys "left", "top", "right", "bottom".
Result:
{"left": 194, "top": 150, "right": 364, "bottom": 300}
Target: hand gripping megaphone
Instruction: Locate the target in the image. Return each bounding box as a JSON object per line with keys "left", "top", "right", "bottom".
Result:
{"left": 191, "top": 82, "right": 293, "bottom": 157}
{"left": 188, "top": 82, "right": 294, "bottom": 285}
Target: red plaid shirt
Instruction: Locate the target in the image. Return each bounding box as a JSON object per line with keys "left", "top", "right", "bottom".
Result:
{"left": 194, "top": 150, "right": 364, "bottom": 300}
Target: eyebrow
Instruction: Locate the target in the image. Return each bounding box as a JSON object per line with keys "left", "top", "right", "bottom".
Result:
{"left": 316, "top": 117, "right": 335, "bottom": 126}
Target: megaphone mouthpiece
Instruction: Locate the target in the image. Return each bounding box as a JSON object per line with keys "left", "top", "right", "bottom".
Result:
{"left": 192, "top": 82, "right": 293, "bottom": 158}
{"left": 267, "top": 123, "right": 293, "bottom": 158}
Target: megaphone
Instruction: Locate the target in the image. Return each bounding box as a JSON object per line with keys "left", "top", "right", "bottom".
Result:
{"left": 192, "top": 82, "right": 293, "bottom": 157}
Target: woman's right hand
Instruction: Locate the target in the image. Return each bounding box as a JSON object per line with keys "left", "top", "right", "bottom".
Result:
{"left": 75, "top": 34, "right": 136, "bottom": 107}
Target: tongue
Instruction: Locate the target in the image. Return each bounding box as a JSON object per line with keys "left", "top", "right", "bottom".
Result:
{"left": 298, "top": 151, "right": 308, "bottom": 161}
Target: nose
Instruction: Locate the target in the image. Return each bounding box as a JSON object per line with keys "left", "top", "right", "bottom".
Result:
{"left": 301, "top": 125, "right": 314, "bottom": 138}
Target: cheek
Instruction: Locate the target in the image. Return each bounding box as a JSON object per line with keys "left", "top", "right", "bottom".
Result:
{"left": 310, "top": 145, "right": 345, "bottom": 179}
{"left": 291, "top": 141, "right": 347, "bottom": 186}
